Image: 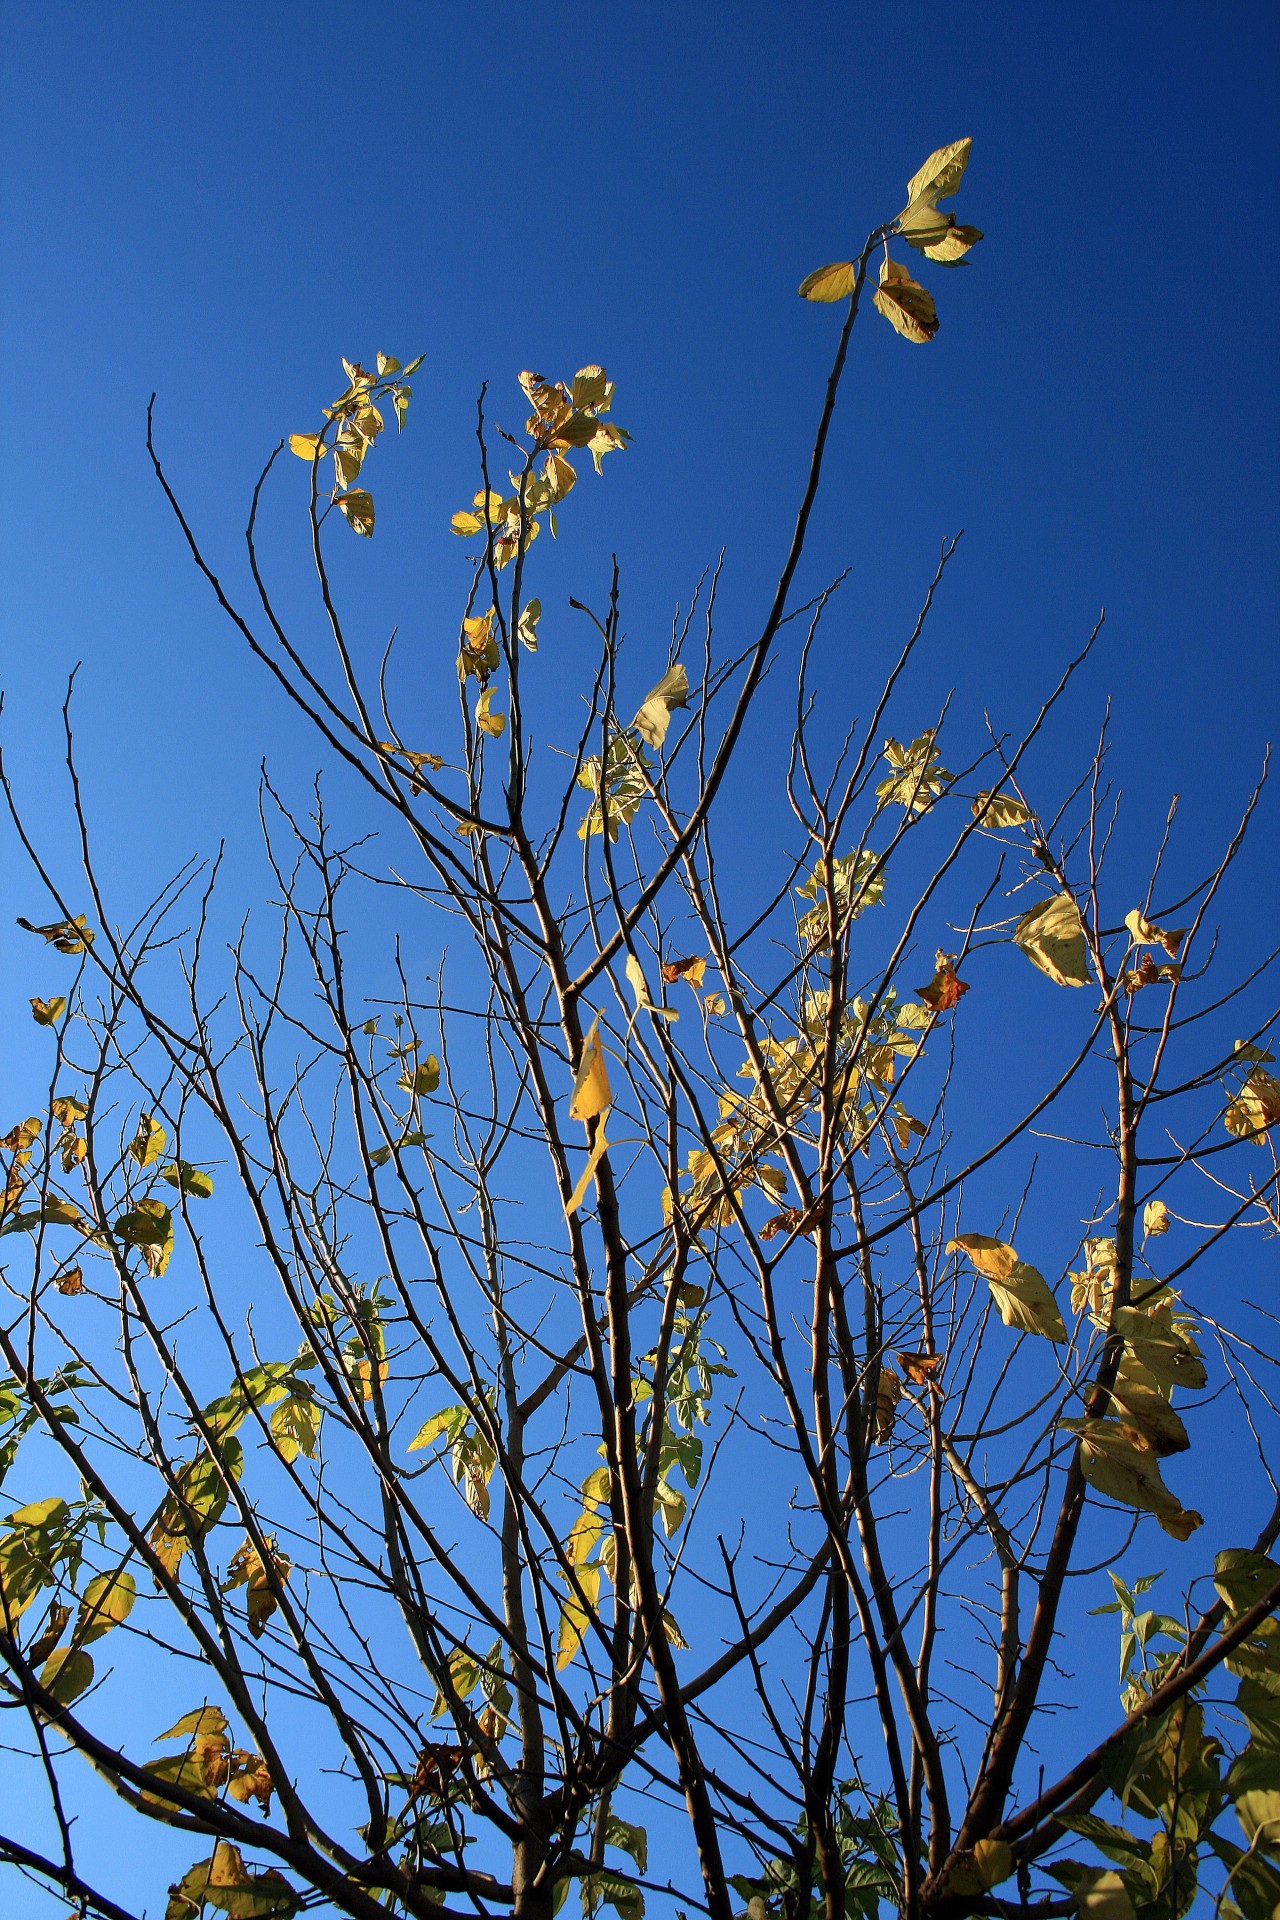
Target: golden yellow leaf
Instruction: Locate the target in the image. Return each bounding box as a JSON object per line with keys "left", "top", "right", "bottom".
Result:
{"left": 799, "top": 261, "right": 857, "bottom": 303}
{"left": 475, "top": 687, "right": 506, "bottom": 739}
{"left": 947, "top": 1233, "right": 1017, "bottom": 1281}
{"left": 872, "top": 257, "right": 939, "bottom": 344}
{"left": 1063, "top": 1416, "right": 1201, "bottom": 1540}
{"left": 451, "top": 509, "right": 484, "bottom": 536}
{"left": 288, "top": 433, "right": 322, "bottom": 461}
{"left": 30, "top": 996, "right": 67, "bottom": 1024}
{"left": 569, "top": 1019, "right": 612, "bottom": 1123}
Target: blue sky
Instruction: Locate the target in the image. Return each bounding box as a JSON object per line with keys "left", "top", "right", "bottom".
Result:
{"left": 2, "top": 3, "right": 1279, "bottom": 1914}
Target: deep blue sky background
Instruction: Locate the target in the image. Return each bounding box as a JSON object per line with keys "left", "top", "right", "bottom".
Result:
{"left": 2, "top": 3, "right": 1279, "bottom": 1914}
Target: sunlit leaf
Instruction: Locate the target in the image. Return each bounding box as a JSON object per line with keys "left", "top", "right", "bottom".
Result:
{"left": 569, "top": 1019, "right": 611, "bottom": 1122}
{"left": 475, "top": 686, "right": 506, "bottom": 739}
{"left": 74, "top": 1568, "right": 136, "bottom": 1644}
{"left": 129, "top": 1113, "right": 168, "bottom": 1167}
{"left": 904, "top": 137, "right": 972, "bottom": 211}
{"left": 1225, "top": 1068, "right": 1280, "bottom": 1143}
{"left": 335, "top": 489, "right": 374, "bottom": 537}
{"left": 115, "top": 1198, "right": 174, "bottom": 1276}
{"left": 872, "top": 257, "right": 939, "bottom": 344}
{"left": 17, "top": 915, "right": 95, "bottom": 954}
{"left": 1143, "top": 1200, "right": 1170, "bottom": 1238}
{"left": 397, "top": 1055, "right": 441, "bottom": 1098}
{"left": 1013, "top": 891, "right": 1090, "bottom": 988}
{"left": 1063, "top": 1417, "right": 1202, "bottom": 1539}
{"left": 30, "top": 996, "right": 67, "bottom": 1025}
{"left": 632, "top": 663, "right": 689, "bottom": 750}
{"left": 517, "top": 597, "right": 542, "bottom": 652}
{"left": 916, "top": 958, "right": 969, "bottom": 1012}
{"left": 161, "top": 1161, "right": 215, "bottom": 1200}
{"left": 1125, "top": 909, "right": 1186, "bottom": 959}
{"left": 973, "top": 790, "right": 1031, "bottom": 828}
{"left": 799, "top": 261, "right": 857, "bottom": 303}
{"left": 288, "top": 433, "right": 322, "bottom": 461}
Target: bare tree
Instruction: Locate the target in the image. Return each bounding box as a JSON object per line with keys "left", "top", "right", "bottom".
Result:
{"left": 2, "top": 139, "right": 1278, "bottom": 1920}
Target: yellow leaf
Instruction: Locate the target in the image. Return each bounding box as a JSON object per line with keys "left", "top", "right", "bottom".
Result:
{"left": 451, "top": 509, "right": 484, "bottom": 536}
{"left": 973, "top": 790, "right": 1031, "bottom": 828}
{"left": 632, "top": 663, "right": 689, "bottom": 750}
{"left": 376, "top": 352, "right": 401, "bottom": 376}
{"left": 625, "top": 953, "right": 676, "bottom": 1024}
{"left": 1143, "top": 1199, "right": 1170, "bottom": 1237}
{"left": 288, "top": 433, "right": 323, "bottom": 461}
{"left": 129, "top": 1113, "right": 168, "bottom": 1168}
{"left": 922, "top": 223, "right": 983, "bottom": 265}
{"left": 1013, "top": 891, "right": 1090, "bottom": 988}
{"left": 335, "top": 489, "right": 374, "bottom": 537}
{"left": 1125, "top": 909, "right": 1186, "bottom": 958}
{"left": 660, "top": 954, "right": 707, "bottom": 990}
{"left": 74, "top": 1569, "right": 136, "bottom": 1644}
{"left": 475, "top": 687, "right": 506, "bottom": 739}
{"left": 517, "top": 597, "right": 542, "bottom": 652}
{"left": 1225, "top": 1068, "right": 1280, "bottom": 1143}
{"left": 17, "top": 915, "right": 95, "bottom": 954}
{"left": 1064, "top": 1416, "right": 1202, "bottom": 1540}
{"left": 872, "top": 256, "right": 939, "bottom": 344}
{"left": 947, "top": 1233, "right": 1018, "bottom": 1281}
{"left": 569, "top": 1019, "right": 611, "bottom": 1122}
{"left": 30, "top": 996, "right": 67, "bottom": 1025}
{"left": 799, "top": 261, "right": 857, "bottom": 303}
{"left": 904, "top": 137, "right": 972, "bottom": 211}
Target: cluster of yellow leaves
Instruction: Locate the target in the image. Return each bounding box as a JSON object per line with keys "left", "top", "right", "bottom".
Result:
{"left": 289, "top": 352, "right": 421, "bottom": 539}
{"left": 799, "top": 139, "right": 982, "bottom": 346}
{"left": 876, "top": 731, "right": 953, "bottom": 815}
{"left": 450, "top": 365, "right": 628, "bottom": 564}
{"left": 794, "top": 847, "right": 884, "bottom": 948}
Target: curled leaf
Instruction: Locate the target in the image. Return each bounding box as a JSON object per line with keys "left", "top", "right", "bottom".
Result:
{"left": 633, "top": 663, "right": 689, "bottom": 750}
{"left": 872, "top": 257, "right": 938, "bottom": 344}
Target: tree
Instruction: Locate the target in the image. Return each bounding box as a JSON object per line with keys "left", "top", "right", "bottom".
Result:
{"left": 1, "top": 138, "right": 1278, "bottom": 1920}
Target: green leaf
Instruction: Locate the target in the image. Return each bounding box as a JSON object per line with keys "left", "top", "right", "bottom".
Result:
{"left": 408, "top": 1405, "right": 469, "bottom": 1452}
{"left": 128, "top": 1113, "right": 168, "bottom": 1167}
{"left": 74, "top": 1568, "right": 136, "bottom": 1644}
{"left": 1013, "top": 890, "right": 1091, "bottom": 987}
{"left": 397, "top": 1055, "right": 440, "bottom": 1098}
{"left": 161, "top": 1161, "right": 215, "bottom": 1200}
{"left": 167, "top": 1846, "right": 298, "bottom": 1919}
{"left": 38, "top": 1644, "right": 94, "bottom": 1706}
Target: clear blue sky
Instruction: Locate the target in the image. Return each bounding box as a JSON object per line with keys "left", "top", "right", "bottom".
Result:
{"left": 2, "top": 3, "right": 1278, "bottom": 1913}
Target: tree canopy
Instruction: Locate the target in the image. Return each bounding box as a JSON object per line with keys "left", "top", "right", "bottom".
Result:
{"left": 2, "top": 139, "right": 1279, "bottom": 1920}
